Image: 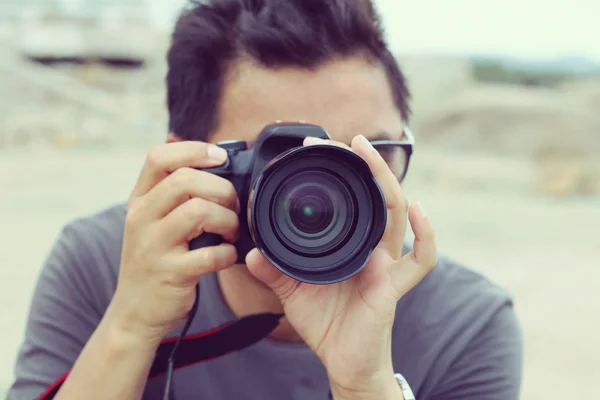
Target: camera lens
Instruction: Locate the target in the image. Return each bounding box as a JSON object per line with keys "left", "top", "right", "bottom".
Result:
{"left": 271, "top": 170, "right": 355, "bottom": 257}
{"left": 288, "top": 185, "right": 334, "bottom": 235}
{"left": 249, "top": 145, "right": 386, "bottom": 285}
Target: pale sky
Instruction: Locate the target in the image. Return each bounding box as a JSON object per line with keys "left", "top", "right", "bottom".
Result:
{"left": 152, "top": 0, "right": 600, "bottom": 62}
{"left": 377, "top": 0, "right": 600, "bottom": 61}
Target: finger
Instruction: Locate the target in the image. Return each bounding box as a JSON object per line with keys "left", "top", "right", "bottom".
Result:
{"left": 352, "top": 134, "right": 407, "bottom": 258}
{"left": 389, "top": 202, "right": 437, "bottom": 297}
{"left": 176, "top": 243, "right": 238, "bottom": 283}
{"left": 143, "top": 167, "right": 239, "bottom": 219}
{"left": 160, "top": 197, "right": 240, "bottom": 245}
{"left": 409, "top": 202, "right": 437, "bottom": 268}
{"left": 304, "top": 137, "right": 352, "bottom": 151}
{"left": 129, "top": 141, "right": 228, "bottom": 203}
{"left": 245, "top": 248, "right": 300, "bottom": 303}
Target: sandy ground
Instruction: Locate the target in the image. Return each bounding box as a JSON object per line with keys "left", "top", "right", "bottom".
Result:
{"left": 0, "top": 146, "right": 598, "bottom": 399}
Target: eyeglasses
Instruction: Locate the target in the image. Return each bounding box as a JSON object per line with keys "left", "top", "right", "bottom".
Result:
{"left": 370, "top": 126, "right": 414, "bottom": 182}
{"left": 242, "top": 126, "right": 414, "bottom": 182}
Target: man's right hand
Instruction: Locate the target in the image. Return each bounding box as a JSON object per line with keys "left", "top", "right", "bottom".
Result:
{"left": 107, "top": 141, "right": 240, "bottom": 346}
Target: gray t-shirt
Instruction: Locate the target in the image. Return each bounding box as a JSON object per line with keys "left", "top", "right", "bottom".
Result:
{"left": 8, "top": 204, "right": 523, "bottom": 400}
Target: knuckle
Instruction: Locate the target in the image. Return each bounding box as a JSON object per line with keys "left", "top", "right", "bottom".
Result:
{"left": 162, "top": 270, "right": 183, "bottom": 287}
{"left": 424, "top": 249, "right": 438, "bottom": 271}
{"left": 231, "top": 213, "right": 241, "bottom": 230}
{"left": 125, "top": 200, "right": 144, "bottom": 228}
{"left": 194, "top": 249, "right": 219, "bottom": 272}
{"left": 184, "top": 198, "right": 209, "bottom": 222}
{"left": 145, "top": 145, "right": 164, "bottom": 168}
{"left": 222, "top": 180, "right": 238, "bottom": 205}
{"left": 399, "top": 195, "right": 409, "bottom": 214}
{"left": 197, "top": 172, "right": 236, "bottom": 208}
{"left": 391, "top": 193, "right": 409, "bottom": 214}
{"left": 124, "top": 213, "right": 136, "bottom": 231}
{"left": 426, "top": 257, "right": 437, "bottom": 271}
{"left": 169, "top": 167, "right": 193, "bottom": 192}
{"left": 198, "top": 142, "right": 211, "bottom": 159}
{"left": 203, "top": 246, "right": 235, "bottom": 270}
{"left": 203, "top": 250, "right": 219, "bottom": 268}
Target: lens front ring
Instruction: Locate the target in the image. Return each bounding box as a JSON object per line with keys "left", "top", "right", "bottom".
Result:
{"left": 248, "top": 145, "right": 387, "bottom": 284}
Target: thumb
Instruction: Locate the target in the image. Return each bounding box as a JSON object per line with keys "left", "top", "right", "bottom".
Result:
{"left": 246, "top": 248, "right": 299, "bottom": 302}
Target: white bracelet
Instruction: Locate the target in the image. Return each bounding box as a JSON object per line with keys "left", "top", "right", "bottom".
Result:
{"left": 394, "top": 373, "right": 416, "bottom": 400}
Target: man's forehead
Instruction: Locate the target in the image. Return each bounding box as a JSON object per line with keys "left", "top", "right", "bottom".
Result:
{"left": 212, "top": 57, "right": 405, "bottom": 144}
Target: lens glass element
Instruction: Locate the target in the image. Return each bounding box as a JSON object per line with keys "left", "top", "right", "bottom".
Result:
{"left": 272, "top": 169, "right": 355, "bottom": 256}
{"left": 288, "top": 187, "right": 334, "bottom": 234}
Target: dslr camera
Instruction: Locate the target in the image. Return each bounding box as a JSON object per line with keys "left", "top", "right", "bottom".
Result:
{"left": 190, "top": 122, "right": 386, "bottom": 284}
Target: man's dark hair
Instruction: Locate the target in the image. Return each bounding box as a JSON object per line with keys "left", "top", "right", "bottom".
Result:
{"left": 167, "top": 0, "right": 411, "bottom": 141}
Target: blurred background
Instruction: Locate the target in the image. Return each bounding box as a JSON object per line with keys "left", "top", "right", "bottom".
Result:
{"left": 0, "top": 0, "right": 598, "bottom": 399}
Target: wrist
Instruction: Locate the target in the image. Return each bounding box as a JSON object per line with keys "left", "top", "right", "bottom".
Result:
{"left": 329, "top": 370, "right": 403, "bottom": 400}
{"left": 102, "top": 300, "right": 164, "bottom": 351}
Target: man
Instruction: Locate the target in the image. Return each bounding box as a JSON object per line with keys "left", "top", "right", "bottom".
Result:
{"left": 8, "top": 0, "right": 523, "bottom": 399}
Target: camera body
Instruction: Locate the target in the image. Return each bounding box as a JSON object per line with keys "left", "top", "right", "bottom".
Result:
{"left": 190, "top": 122, "right": 386, "bottom": 284}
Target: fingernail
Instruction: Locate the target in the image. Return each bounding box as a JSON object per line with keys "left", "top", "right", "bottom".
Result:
{"left": 305, "top": 137, "right": 327, "bottom": 145}
{"left": 415, "top": 201, "right": 427, "bottom": 218}
{"left": 235, "top": 197, "right": 241, "bottom": 214}
{"left": 208, "top": 144, "right": 228, "bottom": 162}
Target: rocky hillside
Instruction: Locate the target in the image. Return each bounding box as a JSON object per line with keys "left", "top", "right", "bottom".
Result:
{"left": 398, "top": 56, "right": 600, "bottom": 197}
{"left": 0, "top": 38, "right": 597, "bottom": 197}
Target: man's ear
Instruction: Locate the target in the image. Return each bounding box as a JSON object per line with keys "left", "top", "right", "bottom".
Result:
{"left": 167, "top": 133, "right": 183, "bottom": 143}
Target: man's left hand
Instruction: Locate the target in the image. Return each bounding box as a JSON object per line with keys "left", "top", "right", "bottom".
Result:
{"left": 246, "top": 134, "right": 437, "bottom": 399}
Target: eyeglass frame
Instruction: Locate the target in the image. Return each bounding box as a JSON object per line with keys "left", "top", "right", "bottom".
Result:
{"left": 240, "top": 126, "right": 415, "bottom": 182}
{"left": 369, "top": 126, "right": 415, "bottom": 182}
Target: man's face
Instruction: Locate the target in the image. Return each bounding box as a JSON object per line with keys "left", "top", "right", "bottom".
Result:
{"left": 210, "top": 57, "right": 405, "bottom": 146}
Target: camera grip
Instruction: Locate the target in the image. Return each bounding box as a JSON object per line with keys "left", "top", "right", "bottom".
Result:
{"left": 187, "top": 160, "right": 233, "bottom": 252}
{"left": 189, "top": 232, "right": 224, "bottom": 251}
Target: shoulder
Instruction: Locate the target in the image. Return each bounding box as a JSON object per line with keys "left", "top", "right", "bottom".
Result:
{"left": 7, "top": 204, "right": 129, "bottom": 399}
{"left": 61, "top": 203, "right": 127, "bottom": 260}
{"left": 64, "top": 203, "right": 128, "bottom": 245}
{"left": 392, "top": 251, "right": 523, "bottom": 397}
{"left": 42, "top": 203, "right": 128, "bottom": 310}
{"left": 28, "top": 202, "right": 128, "bottom": 344}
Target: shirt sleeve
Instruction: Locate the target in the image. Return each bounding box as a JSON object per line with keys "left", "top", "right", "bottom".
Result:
{"left": 7, "top": 223, "right": 109, "bottom": 400}
{"left": 430, "top": 303, "right": 524, "bottom": 400}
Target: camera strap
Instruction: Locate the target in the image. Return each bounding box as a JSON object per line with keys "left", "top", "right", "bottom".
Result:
{"left": 37, "top": 312, "right": 284, "bottom": 400}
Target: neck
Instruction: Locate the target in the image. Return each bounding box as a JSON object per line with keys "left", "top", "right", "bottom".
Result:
{"left": 217, "top": 264, "right": 303, "bottom": 343}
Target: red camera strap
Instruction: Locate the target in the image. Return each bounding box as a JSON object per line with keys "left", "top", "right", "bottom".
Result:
{"left": 37, "top": 313, "right": 284, "bottom": 400}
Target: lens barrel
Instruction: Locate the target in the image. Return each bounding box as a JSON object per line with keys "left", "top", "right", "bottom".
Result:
{"left": 248, "top": 145, "right": 386, "bottom": 284}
